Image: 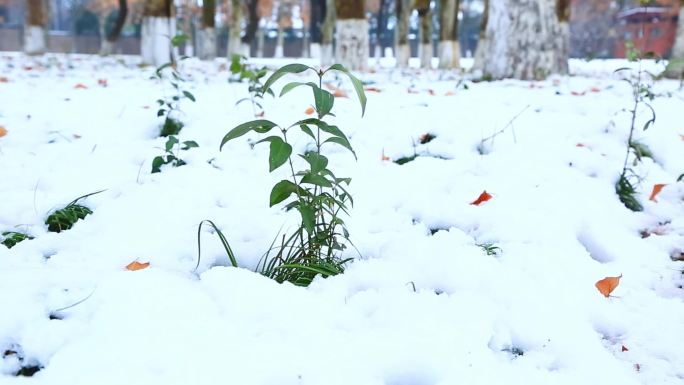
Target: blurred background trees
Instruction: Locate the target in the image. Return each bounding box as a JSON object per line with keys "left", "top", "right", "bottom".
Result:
{"left": 0, "top": 0, "right": 682, "bottom": 77}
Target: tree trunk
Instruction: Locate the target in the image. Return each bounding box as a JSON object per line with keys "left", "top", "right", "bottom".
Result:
{"left": 141, "top": 0, "right": 175, "bottom": 66}
{"left": 198, "top": 0, "right": 216, "bottom": 59}
{"left": 310, "top": 0, "right": 325, "bottom": 58}
{"left": 25, "top": 0, "right": 48, "bottom": 54}
{"left": 472, "top": 0, "right": 489, "bottom": 71}
{"left": 101, "top": 0, "right": 128, "bottom": 55}
{"left": 256, "top": 18, "right": 265, "bottom": 57}
{"left": 275, "top": 3, "right": 285, "bottom": 58}
{"left": 374, "top": 0, "right": 386, "bottom": 60}
{"left": 478, "top": 0, "right": 567, "bottom": 80}
{"left": 416, "top": 0, "right": 432, "bottom": 68}
{"left": 321, "top": 0, "right": 336, "bottom": 66}
{"left": 665, "top": 3, "right": 684, "bottom": 78}
{"left": 396, "top": 0, "right": 410, "bottom": 67}
{"left": 228, "top": 0, "right": 244, "bottom": 57}
{"left": 438, "top": 0, "right": 458, "bottom": 68}
{"left": 335, "top": 0, "right": 368, "bottom": 71}
{"left": 242, "top": 0, "right": 259, "bottom": 48}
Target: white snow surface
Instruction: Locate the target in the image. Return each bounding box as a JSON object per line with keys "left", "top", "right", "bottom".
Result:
{"left": 0, "top": 53, "right": 683, "bottom": 385}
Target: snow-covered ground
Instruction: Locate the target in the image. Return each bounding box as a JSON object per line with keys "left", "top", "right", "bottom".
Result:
{"left": 0, "top": 53, "right": 683, "bottom": 385}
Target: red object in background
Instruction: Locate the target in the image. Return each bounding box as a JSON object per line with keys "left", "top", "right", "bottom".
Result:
{"left": 614, "top": 6, "right": 679, "bottom": 58}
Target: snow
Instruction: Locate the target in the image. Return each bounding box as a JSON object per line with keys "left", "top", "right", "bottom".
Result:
{"left": 1, "top": 53, "right": 683, "bottom": 385}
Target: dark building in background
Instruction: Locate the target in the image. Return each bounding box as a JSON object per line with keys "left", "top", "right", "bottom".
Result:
{"left": 613, "top": 6, "right": 679, "bottom": 57}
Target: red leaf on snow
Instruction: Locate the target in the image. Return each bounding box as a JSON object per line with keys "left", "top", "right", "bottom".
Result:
{"left": 333, "top": 89, "right": 348, "bottom": 98}
{"left": 470, "top": 191, "right": 493, "bottom": 206}
{"left": 621, "top": 345, "right": 629, "bottom": 352}
{"left": 73, "top": 83, "right": 88, "bottom": 89}
{"left": 0, "top": 76, "right": 8, "bottom": 83}
{"left": 381, "top": 149, "right": 391, "bottom": 162}
{"left": 98, "top": 79, "right": 108, "bottom": 87}
{"left": 305, "top": 106, "right": 315, "bottom": 115}
{"left": 649, "top": 184, "right": 667, "bottom": 202}
{"left": 0, "top": 126, "right": 7, "bottom": 138}
{"left": 364, "top": 87, "right": 382, "bottom": 93}
{"left": 595, "top": 275, "right": 622, "bottom": 298}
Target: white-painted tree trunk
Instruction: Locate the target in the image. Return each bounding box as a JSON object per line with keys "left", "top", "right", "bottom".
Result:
{"left": 141, "top": 16, "right": 176, "bottom": 66}
{"left": 275, "top": 25, "right": 285, "bottom": 58}
{"left": 665, "top": 6, "right": 684, "bottom": 78}
{"left": 256, "top": 20, "right": 265, "bottom": 58}
{"left": 420, "top": 44, "right": 433, "bottom": 69}
{"left": 100, "top": 40, "right": 114, "bottom": 56}
{"left": 321, "top": 44, "right": 334, "bottom": 66}
{"left": 673, "top": 7, "right": 684, "bottom": 58}
{"left": 310, "top": 43, "right": 321, "bottom": 59}
{"left": 438, "top": 41, "right": 453, "bottom": 68}
{"left": 335, "top": 19, "right": 369, "bottom": 71}
{"left": 198, "top": 27, "right": 216, "bottom": 60}
{"left": 396, "top": 44, "right": 410, "bottom": 67}
{"left": 24, "top": 25, "right": 46, "bottom": 55}
{"left": 438, "top": 0, "right": 458, "bottom": 69}
{"left": 227, "top": 36, "right": 242, "bottom": 57}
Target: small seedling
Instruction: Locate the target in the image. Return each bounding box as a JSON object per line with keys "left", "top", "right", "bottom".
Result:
{"left": 151, "top": 135, "right": 199, "bottom": 173}
{"left": 45, "top": 191, "right": 103, "bottom": 233}
{"left": 614, "top": 42, "right": 658, "bottom": 212}
{"left": 1, "top": 231, "right": 33, "bottom": 249}
{"left": 477, "top": 242, "right": 501, "bottom": 256}
{"left": 229, "top": 54, "right": 274, "bottom": 117}
{"left": 153, "top": 34, "right": 196, "bottom": 137}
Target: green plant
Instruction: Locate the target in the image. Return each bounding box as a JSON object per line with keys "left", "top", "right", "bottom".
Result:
{"left": 229, "top": 54, "right": 274, "bottom": 117}
{"left": 153, "top": 34, "right": 196, "bottom": 137}
{"left": 213, "top": 63, "right": 366, "bottom": 286}
{"left": 45, "top": 191, "right": 103, "bottom": 233}
{"left": 151, "top": 135, "right": 198, "bottom": 173}
{"left": 678, "top": 173, "right": 684, "bottom": 182}
{"left": 1, "top": 231, "right": 33, "bottom": 249}
{"left": 614, "top": 42, "right": 657, "bottom": 212}
{"left": 477, "top": 242, "right": 501, "bottom": 256}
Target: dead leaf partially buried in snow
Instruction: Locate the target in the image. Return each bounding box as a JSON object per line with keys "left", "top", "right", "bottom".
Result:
{"left": 125, "top": 261, "right": 150, "bottom": 271}
{"left": 595, "top": 275, "right": 622, "bottom": 298}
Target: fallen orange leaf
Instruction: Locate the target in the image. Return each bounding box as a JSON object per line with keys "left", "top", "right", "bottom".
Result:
{"left": 125, "top": 261, "right": 150, "bottom": 271}
{"left": 470, "top": 191, "right": 493, "bottom": 206}
{"left": 595, "top": 274, "right": 622, "bottom": 298}
{"left": 305, "top": 106, "right": 315, "bottom": 115}
{"left": 333, "top": 89, "right": 348, "bottom": 98}
{"left": 381, "top": 149, "right": 391, "bottom": 162}
{"left": 444, "top": 91, "right": 456, "bottom": 96}
{"left": 649, "top": 184, "right": 666, "bottom": 202}
{"left": 0, "top": 126, "right": 6, "bottom": 137}
{"left": 364, "top": 87, "right": 382, "bottom": 93}
{"left": 73, "top": 83, "right": 88, "bottom": 89}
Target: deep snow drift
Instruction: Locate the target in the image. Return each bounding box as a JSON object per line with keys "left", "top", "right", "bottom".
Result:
{"left": 0, "top": 53, "right": 683, "bottom": 385}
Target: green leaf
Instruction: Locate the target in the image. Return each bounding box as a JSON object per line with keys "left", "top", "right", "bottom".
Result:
{"left": 270, "top": 180, "right": 300, "bottom": 207}
{"left": 326, "top": 64, "right": 367, "bottom": 116}
{"left": 257, "top": 136, "right": 292, "bottom": 172}
{"left": 300, "top": 152, "right": 329, "bottom": 173}
{"left": 298, "top": 204, "right": 315, "bottom": 234}
{"left": 301, "top": 172, "right": 333, "bottom": 187}
{"left": 182, "top": 140, "right": 199, "bottom": 150}
{"left": 280, "top": 81, "right": 318, "bottom": 97}
{"left": 677, "top": 173, "right": 684, "bottom": 182}
{"left": 299, "top": 124, "right": 316, "bottom": 140}
{"left": 323, "top": 137, "right": 356, "bottom": 159}
{"left": 313, "top": 87, "right": 335, "bottom": 117}
{"left": 165, "top": 135, "right": 179, "bottom": 151}
{"left": 220, "top": 120, "right": 278, "bottom": 150}
{"left": 262, "top": 64, "right": 313, "bottom": 95}
{"left": 183, "top": 91, "right": 196, "bottom": 102}
{"left": 157, "top": 109, "right": 166, "bottom": 117}
{"left": 171, "top": 34, "right": 188, "bottom": 47}
{"left": 151, "top": 156, "right": 165, "bottom": 173}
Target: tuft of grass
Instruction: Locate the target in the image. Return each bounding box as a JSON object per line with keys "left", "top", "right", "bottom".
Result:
{"left": 477, "top": 242, "right": 502, "bottom": 256}
{"left": 45, "top": 190, "right": 104, "bottom": 233}
{"left": 1, "top": 231, "right": 33, "bottom": 249}
{"left": 616, "top": 174, "right": 643, "bottom": 212}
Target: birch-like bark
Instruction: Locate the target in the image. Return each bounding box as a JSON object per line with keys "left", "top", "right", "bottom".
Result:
{"left": 416, "top": 0, "right": 433, "bottom": 68}
{"left": 665, "top": 3, "right": 684, "bottom": 78}
{"left": 335, "top": 0, "right": 368, "bottom": 71}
